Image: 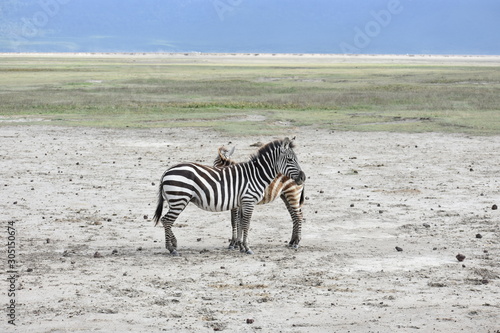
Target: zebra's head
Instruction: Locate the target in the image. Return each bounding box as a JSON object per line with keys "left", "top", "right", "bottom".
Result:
{"left": 213, "top": 146, "right": 236, "bottom": 168}
{"left": 276, "top": 137, "right": 306, "bottom": 185}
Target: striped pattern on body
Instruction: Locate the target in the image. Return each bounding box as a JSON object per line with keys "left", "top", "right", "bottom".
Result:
{"left": 214, "top": 146, "right": 305, "bottom": 248}
{"left": 154, "top": 138, "right": 305, "bottom": 255}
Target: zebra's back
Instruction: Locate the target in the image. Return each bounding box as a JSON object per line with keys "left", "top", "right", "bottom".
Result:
{"left": 162, "top": 162, "right": 262, "bottom": 212}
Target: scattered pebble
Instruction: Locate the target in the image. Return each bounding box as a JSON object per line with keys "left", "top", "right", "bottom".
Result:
{"left": 395, "top": 246, "right": 403, "bottom": 252}
{"left": 137, "top": 247, "right": 143, "bottom": 251}
{"left": 475, "top": 233, "right": 482, "bottom": 239}
{"left": 112, "top": 249, "right": 118, "bottom": 255}
{"left": 423, "top": 223, "right": 431, "bottom": 228}
{"left": 456, "top": 253, "right": 466, "bottom": 262}
{"left": 27, "top": 268, "right": 33, "bottom": 272}
{"left": 143, "top": 215, "right": 148, "bottom": 220}
{"left": 246, "top": 318, "right": 255, "bottom": 324}
{"left": 492, "top": 204, "right": 498, "bottom": 210}
{"left": 93, "top": 252, "right": 103, "bottom": 258}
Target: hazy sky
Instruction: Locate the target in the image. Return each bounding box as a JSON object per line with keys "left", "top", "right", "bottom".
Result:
{"left": 1, "top": 0, "right": 499, "bottom": 54}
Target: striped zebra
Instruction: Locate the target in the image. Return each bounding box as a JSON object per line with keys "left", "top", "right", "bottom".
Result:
{"left": 214, "top": 145, "right": 305, "bottom": 249}
{"left": 153, "top": 137, "right": 305, "bottom": 255}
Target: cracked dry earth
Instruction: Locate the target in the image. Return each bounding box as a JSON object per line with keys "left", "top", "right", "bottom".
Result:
{"left": 1, "top": 125, "right": 499, "bottom": 332}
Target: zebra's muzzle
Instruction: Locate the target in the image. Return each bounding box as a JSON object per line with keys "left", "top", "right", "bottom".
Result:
{"left": 295, "top": 171, "right": 306, "bottom": 185}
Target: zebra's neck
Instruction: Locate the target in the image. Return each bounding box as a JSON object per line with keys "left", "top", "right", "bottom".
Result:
{"left": 244, "top": 149, "right": 278, "bottom": 189}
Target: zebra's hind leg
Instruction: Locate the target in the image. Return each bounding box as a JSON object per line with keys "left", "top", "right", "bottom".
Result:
{"left": 228, "top": 208, "right": 239, "bottom": 250}
{"left": 160, "top": 210, "right": 181, "bottom": 256}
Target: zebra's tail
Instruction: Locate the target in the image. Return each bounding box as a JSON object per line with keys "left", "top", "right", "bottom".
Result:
{"left": 153, "top": 182, "right": 165, "bottom": 226}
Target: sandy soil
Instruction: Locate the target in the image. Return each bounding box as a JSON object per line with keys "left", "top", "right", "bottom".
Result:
{"left": 1, "top": 125, "right": 499, "bottom": 332}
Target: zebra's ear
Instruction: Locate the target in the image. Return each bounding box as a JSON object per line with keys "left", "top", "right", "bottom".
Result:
{"left": 227, "top": 146, "right": 236, "bottom": 157}
{"left": 283, "top": 137, "right": 291, "bottom": 150}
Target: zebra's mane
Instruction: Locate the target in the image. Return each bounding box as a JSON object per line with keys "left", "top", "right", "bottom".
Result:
{"left": 250, "top": 138, "right": 294, "bottom": 162}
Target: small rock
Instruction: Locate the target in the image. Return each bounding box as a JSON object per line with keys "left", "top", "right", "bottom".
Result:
{"left": 46, "top": 238, "right": 51, "bottom": 243}
{"left": 350, "top": 204, "right": 355, "bottom": 208}
{"left": 395, "top": 246, "right": 403, "bottom": 252}
{"left": 456, "top": 253, "right": 466, "bottom": 262}
{"left": 246, "top": 318, "right": 254, "bottom": 324}
{"left": 93, "top": 252, "right": 103, "bottom": 258}
{"left": 27, "top": 268, "right": 33, "bottom": 272}
{"left": 112, "top": 249, "right": 118, "bottom": 255}
{"left": 137, "top": 247, "right": 143, "bottom": 251}
{"left": 475, "top": 233, "right": 482, "bottom": 239}
{"left": 197, "top": 238, "right": 202, "bottom": 242}
{"left": 423, "top": 223, "right": 431, "bottom": 228}
{"left": 492, "top": 204, "right": 498, "bottom": 210}
{"left": 319, "top": 190, "right": 324, "bottom": 194}
{"left": 143, "top": 215, "right": 148, "bottom": 220}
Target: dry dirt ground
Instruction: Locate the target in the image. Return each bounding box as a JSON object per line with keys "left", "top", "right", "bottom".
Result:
{"left": 1, "top": 125, "right": 499, "bottom": 332}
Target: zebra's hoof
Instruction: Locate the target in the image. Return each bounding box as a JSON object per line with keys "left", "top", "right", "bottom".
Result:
{"left": 245, "top": 249, "right": 254, "bottom": 255}
{"left": 289, "top": 243, "right": 300, "bottom": 249}
{"left": 170, "top": 250, "right": 180, "bottom": 256}
{"left": 228, "top": 245, "right": 236, "bottom": 250}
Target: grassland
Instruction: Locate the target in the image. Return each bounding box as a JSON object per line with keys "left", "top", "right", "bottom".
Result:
{"left": 0, "top": 53, "right": 499, "bottom": 135}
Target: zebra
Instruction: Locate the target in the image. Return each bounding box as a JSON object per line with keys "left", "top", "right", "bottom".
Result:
{"left": 153, "top": 137, "right": 305, "bottom": 255}
{"left": 213, "top": 145, "right": 305, "bottom": 249}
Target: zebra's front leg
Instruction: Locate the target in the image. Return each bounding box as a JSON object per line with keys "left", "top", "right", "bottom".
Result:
{"left": 238, "top": 203, "right": 255, "bottom": 255}
{"left": 228, "top": 208, "right": 239, "bottom": 250}
{"left": 281, "top": 195, "right": 303, "bottom": 249}
{"left": 289, "top": 208, "right": 303, "bottom": 249}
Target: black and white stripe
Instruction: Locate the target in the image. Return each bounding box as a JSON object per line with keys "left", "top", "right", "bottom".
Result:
{"left": 153, "top": 138, "right": 305, "bottom": 255}
{"left": 214, "top": 145, "right": 306, "bottom": 249}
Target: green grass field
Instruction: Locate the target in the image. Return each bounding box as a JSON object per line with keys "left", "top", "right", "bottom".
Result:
{"left": 1, "top": 54, "right": 499, "bottom": 135}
